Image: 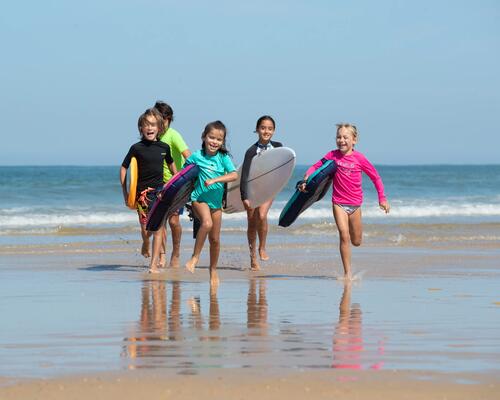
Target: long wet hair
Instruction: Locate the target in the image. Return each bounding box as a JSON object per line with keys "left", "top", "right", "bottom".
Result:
{"left": 201, "top": 120, "right": 229, "bottom": 155}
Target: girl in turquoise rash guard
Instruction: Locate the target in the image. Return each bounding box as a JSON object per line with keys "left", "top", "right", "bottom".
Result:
{"left": 184, "top": 121, "right": 238, "bottom": 286}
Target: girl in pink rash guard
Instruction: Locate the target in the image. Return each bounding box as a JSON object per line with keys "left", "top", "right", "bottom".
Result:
{"left": 298, "top": 123, "right": 390, "bottom": 280}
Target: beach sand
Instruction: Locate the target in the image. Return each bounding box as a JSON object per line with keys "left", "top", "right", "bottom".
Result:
{"left": 1, "top": 228, "right": 499, "bottom": 399}
{"left": 1, "top": 369, "right": 498, "bottom": 400}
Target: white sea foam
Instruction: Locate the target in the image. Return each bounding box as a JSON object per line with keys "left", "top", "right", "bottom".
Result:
{"left": 282, "top": 205, "right": 500, "bottom": 220}
{"left": 1, "top": 201, "right": 500, "bottom": 231}
{"left": 268, "top": 201, "right": 500, "bottom": 219}
{"left": 0, "top": 212, "right": 136, "bottom": 228}
{"left": 369, "top": 203, "right": 500, "bottom": 218}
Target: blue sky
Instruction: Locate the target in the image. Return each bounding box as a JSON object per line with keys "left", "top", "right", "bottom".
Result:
{"left": 1, "top": 0, "right": 499, "bottom": 165}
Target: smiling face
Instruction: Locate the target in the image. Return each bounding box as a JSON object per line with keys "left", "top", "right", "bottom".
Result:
{"left": 203, "top": 128, "right": 225, "bottom": 155}
{"left": 256, "top": 118, "right": 275, "bottom": 145}
{"left": 336, "top": 126, "right": 357, "bottom": 155}
{"left": 140, "top": 115, "right": 160, "bottom": 142}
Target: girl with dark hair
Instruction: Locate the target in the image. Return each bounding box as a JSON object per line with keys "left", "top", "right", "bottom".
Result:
{"left": 240, "top": 116, "right": 283, "bottom": 270}
{"left": 184, "top": 121, "right": 238, "bottom": 286}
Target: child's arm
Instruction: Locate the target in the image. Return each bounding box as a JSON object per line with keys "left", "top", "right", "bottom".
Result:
{"left": 379, "top": 201, "right": 390, "bottom": 213}
{"left": 170, "top": 130, "right": 191, "bottom": 162}
{"left": 298, "top": 152, "right": 334, "bottom": 192}
{"left": 205, "top": 171, "right": 238, "bottom": 187}
{"left": 360, "top": 155, "right": 390, "bottom": 213}
{"left": 167, "top": 161, "right": 177, "bottom": 177}
{"left": 240, "top": 147, "right": 256, "bottom": 210}
{"left": 205, "top": 154, "right": 238, "bottom": 187}
{"left": 163, "top": 143, "right": 177, "bottom": 177}
{"left": 119, "top": 165, "right": 128, "bottom": 206}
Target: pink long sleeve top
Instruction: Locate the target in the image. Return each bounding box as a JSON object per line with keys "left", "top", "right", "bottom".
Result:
{"left": 305, "top": 150, "right": 387, "bottom": 206}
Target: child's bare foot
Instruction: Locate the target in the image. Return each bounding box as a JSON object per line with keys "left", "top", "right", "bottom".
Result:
{"left": 141, "top": 239, "right": 151, "bottom": 258}
{"left": 148, "top": 267, "right": 161, "bottom": 274}
{"left": 337, "top": 272, "right": 353, "bottom": 281}
{"left": 169, "top": 253, "right": 180, "bottom": 268}
{"left": 210, "top": 270, "right": 220, "bottom": 287}
{"left": 185, "top": 256, "right": 198, "bottom": 273}
{"left": 250, "top": 256, "right": 260, "bottom": 271}
{"left": 259, "top": 249, "right": 269, "bottom": 261}
{"left": 158, "top": 252, "right": 166, "bottom": 269}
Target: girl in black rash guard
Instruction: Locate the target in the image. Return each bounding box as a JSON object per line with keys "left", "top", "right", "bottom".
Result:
{"left": 240, "top": 115, "right": 282, "bottom": 271}
{"left": 120, "top": 108, "right": 177, "bottom": 273}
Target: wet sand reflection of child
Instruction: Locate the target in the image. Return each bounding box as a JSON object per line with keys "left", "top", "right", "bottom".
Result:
{"left": 332, "top": 282, "right": 384, "bottom": 370}
{"left": 247, "top": 278, "right": 268, "bottom": 334}
{"left": 187, "top": 285, "right": 221, "bottom": 340}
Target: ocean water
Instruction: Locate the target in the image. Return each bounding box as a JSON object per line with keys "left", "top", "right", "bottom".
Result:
{"left": 1, "top": 165, "right": 500, "bottom": 243}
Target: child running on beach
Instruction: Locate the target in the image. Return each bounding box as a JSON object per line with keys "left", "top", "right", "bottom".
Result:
{"left": 184, "top": 121, "right": 238, "bottom": 286}
{"left": 298, "top": 123, "right": 389, "bottom": 280}
{"left": 240, "top": 115, "right": 283, "bottom": 270}
{"left": 154, "top": 100, "right": 192, "bottom": 268}
{"left": 120, "top": 108, "right": 177, "bottom": 273}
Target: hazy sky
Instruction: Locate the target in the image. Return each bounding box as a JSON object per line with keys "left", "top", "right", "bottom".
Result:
{"left": 1, "top": 0, "right": 499, "bottom": 165}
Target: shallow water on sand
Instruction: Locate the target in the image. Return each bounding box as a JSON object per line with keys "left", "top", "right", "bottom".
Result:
{"left": 1, "top": 263, "right": 499, "bottom": 379}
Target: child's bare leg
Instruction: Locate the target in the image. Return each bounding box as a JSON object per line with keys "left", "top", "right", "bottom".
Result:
{"left": 159, "top": 226, "right": 167, "bottom": 268}
{"left": 149, "top": 229, "right": 163, "bottom": 273}
{"left": 139, "top": 221, "right": 152, "bottom": 258}
{"left": 256, "top": 199, "right": 273, "bottom": 261}
{"left": 159, "top": 252, "right": 166, "bottom": 268}
{"left": 168, "top": 212, "right": 182, "bottom": 268}
{"left": 185, "top": 202, "right": 212, "bottom": 273}
{"left": 348, "top": 208, "right": 363, "bottom": 247}
{"left": 333, "top": 205, "right": 352, "bottom": 279}
{"left": 185, "top": 258, "right": 198, "bottom": 273}
{"left": 208, "top": 209, "right": 222, "bottom": 286}
{"left": 246, "top": 208, "right": 260, "bottom": 271}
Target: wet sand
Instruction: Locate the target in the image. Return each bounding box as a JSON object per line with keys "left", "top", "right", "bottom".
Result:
{"left": 1, "top": 230, "right": 499, "bottom": 399}
{"left": 1, "top": 369, "right": 498, "bottom": 400}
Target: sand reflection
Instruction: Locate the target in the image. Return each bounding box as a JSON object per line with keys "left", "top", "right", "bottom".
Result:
{"left": 247, "top": 278, "right": 268, "bottom": 335}
{"left": 332, "top": 282, "right": 384, "bottom": 370}
{"left": 122, "top": 280, "right": 182, "bottom": 367}
{"left": 187, "top": 285, "right": 221, "bottom": 340}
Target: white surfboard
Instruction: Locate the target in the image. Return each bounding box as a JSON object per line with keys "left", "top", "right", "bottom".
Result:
{"left": 224, "top": 147, "right": 296, "bottom": 214}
